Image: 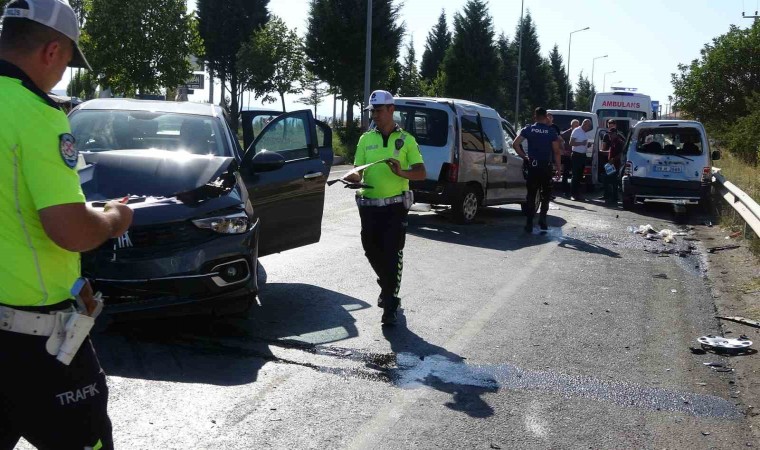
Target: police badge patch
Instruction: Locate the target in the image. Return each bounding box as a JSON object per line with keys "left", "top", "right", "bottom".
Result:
{"left": 59, "top": 133, "right": 78, "bottom": 168}
{"left": 394, "top": 138, "right": 404, "bottom": 151}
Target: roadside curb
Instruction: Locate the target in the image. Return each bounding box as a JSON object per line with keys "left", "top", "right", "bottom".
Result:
{"left": 333, "top": 155, "right": 346, "bottom": 166}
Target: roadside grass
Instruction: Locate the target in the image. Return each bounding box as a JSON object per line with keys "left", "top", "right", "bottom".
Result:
{"left": 332, "top": 130, "right": 348, "bottom": 159}
{"left": 714, "top": 151, "right": 760, "bottom": 256}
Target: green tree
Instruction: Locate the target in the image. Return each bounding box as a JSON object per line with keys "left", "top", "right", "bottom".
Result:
{"left": 297, "top": 71, "right": 328, "bottom": 115}
{"left": 574, "top": 71, "right": 595, "bottom": 114}
{"left": 82, "top": 0, "right": 192, "bottom": 97}
{"left": 305, "top": 0, "right": 404, "bottom": 125}
{"left": 548, "top": 44, "right": 573, "bottom": 110}
{"left": 398, "top": 36, "right": 422, "bottom": 97}
{"left": 511, "top": 12, "right": 557, "bottom": 123}
{"left": 496, "top": 33, "right": 516, "bottom": 121}
{"left": 239, "top": 16, "right": 304, "bottom": 112}
{"left": 66, "top": 70, "right": 97, "bottom": 99}
{"left": 420, "top": 10, "right": 451, "bottom": 82}
{"left": 671, "top": 21, "right": 760, "bottom": 131}
{"left": 197, "top": 0, "right": 269, "bottom": 132}
{"left": 442, "top": 0, "right": 500, "bottom": 106}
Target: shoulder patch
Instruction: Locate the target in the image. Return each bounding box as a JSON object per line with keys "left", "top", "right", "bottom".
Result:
{"left": 59, "top": 133, "right": 78, "bottom": 169}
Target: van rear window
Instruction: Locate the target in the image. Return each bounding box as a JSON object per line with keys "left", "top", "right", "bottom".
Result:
{"left": 636, "top": 127, "right": 703, "bottom": 156}
{"left": 393, "top": 106, "right": 448, "bottom": 147}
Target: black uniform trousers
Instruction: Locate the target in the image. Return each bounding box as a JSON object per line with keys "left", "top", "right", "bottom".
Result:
{"left": 358, "top": 203, "right": 408, "bottom": 307}
{"left": 570, "top": 151, "right": 587, "bottom": 198}
{"left": 525, "top": 163, "right": 554, "bottom": 219}
{"left": 0, "top": 302, "right": 113, "bottom": 450}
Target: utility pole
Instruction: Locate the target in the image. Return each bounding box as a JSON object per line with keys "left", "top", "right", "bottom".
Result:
{"left": 742, "top": 10, "right": 759, "bottom": 21}
{"left": 514, "top": 0, "right": 524, "bottom": 127}
{"left": 361, "top": 0, "right": 373, "bottom": 130}
{"left": 565, "top": 26, "right": 590, "bottom": 110}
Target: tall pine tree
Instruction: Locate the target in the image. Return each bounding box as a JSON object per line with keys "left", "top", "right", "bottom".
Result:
{"left": 511, "top": 11, "right": 556, "bottom": 124}
{"left": 442, "top": 0, "right": 500, "bottom": 106}
{"left": 496, "top": 33, "right": 516, "bottom": 122}
{"left": 548, "top": 44, "right": 574, "bottom": 110}
{"left": 398, "top": 36, "right": 422, "bottom": 96}
{"left": 420, "top": 10, "right": 451, "bottom": 82}
{"left": 574, "top": 70, "right": 595, "bottom": 113}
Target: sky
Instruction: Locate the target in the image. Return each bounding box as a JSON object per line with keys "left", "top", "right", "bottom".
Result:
{"left": 56, "top": 0, "right": 757, "bottom": 120}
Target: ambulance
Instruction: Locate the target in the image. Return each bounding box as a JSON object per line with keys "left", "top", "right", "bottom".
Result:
{"left": 591, "top": 89, "right": 653, "bottom": 136}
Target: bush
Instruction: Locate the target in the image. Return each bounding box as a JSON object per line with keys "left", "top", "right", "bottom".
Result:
{"left": 715, "top": 93, "right": 760, "bottom": 165}
{"left": 334, "top": 119, "right": 362, "bottom": 163}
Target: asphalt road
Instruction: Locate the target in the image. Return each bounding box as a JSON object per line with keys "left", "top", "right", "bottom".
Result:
{"left": 18, "top": 165, "right": 755, "bottom": 449}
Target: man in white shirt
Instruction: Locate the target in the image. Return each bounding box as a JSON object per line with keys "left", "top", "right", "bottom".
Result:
{"left": 569, "top": 119, "right": 593, "bottom": 201}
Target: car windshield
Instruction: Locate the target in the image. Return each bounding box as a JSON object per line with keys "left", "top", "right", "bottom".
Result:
{"left": 69, "top": 110, "right": 231, "bottom": 157}
{"left": 597, "top": 109, "right": 647, "bottom": 121}
{"left": 636, "top": 127, "right": 703, "bottom": 156}
{"left": 551, "top": 114, "right": 590, "bottom": 132}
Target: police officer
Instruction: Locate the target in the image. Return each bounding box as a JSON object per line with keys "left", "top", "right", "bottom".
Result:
{"left": 0, "top": 1, "right": 133, "bottom": 448}
{"left": 345, "top": 90, "right": 425, "bottom": 326}
{"left": 512, "top": 107, "right": 562, "bottom": 233}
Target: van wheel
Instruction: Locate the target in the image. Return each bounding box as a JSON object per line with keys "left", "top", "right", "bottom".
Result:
{"left": 622, "top": 195, "right": 635, "bottom": 210}
{"left": 453, "top": 186, "right": 480, "bottom": 224}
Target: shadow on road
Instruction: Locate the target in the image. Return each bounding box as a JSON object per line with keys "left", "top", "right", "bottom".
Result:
{"left": 95, "top": 283, "right": 370, "bottom": 386}
{"left": 558, "top": 236, "right": 622, "bottom": 258}
{"left": 407, "top": 207, "right": 567, "bottom": 252}
{"left": 382, "top": 313, "right": 498, "bottom": 419}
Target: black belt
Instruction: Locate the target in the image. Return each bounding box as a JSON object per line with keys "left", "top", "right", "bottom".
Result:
{"left": 0, "top": 300, "right": 75, "bottom": 313}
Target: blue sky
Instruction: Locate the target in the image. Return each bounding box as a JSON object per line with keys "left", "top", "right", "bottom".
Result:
{"left": 57, "top": 0, "right": 756, "bottom": 119}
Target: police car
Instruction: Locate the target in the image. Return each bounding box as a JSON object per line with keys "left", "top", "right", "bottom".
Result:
{"left": 69, "top": 99, "right": 332, "bottom": 315}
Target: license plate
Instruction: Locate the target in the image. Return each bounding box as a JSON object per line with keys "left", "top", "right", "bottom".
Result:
{"left": 653, "top": 165, "right": 682, "bottom": 173}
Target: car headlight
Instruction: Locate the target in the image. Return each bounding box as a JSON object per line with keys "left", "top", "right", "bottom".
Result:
{"left": 192, "top": 211, "right": 250, "bottom": 234}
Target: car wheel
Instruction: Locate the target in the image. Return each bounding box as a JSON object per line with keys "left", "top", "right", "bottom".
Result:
{"left": 622, "top": 195, "right": 635, "bottom": 210}
{"left": 453, "top": 186, "right": 480, "bottom": 224}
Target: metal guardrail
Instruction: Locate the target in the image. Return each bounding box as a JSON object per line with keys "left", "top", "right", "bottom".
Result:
{"left": 712, "top": 168, "right": 760, "bottom": 237}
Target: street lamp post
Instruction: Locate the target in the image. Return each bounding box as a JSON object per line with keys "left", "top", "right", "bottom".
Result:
{"left": 602, "top": 70, "right": 616, "bottom": 92}
{"left": 590, "top": 54, "right": 608, "bottom": 110}
{"left": 361, "top": 0, "right": 373, "bottom": 130}
{"left": 565, "top": 26, "right": 589, "bottom": 110}
{"left": 514, "top": 0, "right": 525, "bottom": 126}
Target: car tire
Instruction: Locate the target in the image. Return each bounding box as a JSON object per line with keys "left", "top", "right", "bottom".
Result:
{"left": 453, "top": 186, "right": 480, "bottom": 224}
{"left": 622, "top": 195, "right": 635, "bottom": 210}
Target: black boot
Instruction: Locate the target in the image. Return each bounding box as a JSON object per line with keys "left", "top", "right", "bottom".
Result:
{"left": 381, "top": 297, "right": 400, "bottom": 326}
{"left": 538, "top": 214, "right": 548, "bottom": 231}
{"left": 524, "top": 216, "right": 534, "bottom": 233}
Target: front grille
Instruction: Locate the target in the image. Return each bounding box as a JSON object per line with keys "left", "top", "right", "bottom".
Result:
{"left": 89, "top": 221, "right": 217, "bottom": 259}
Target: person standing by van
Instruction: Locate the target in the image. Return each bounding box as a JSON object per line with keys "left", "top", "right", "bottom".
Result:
{"left": 560, "top": 119, "right": 579, "bottom": 197}
{"left": 346, "top": 90, "right": 426, "bottom": 326}
{"left": 602, "top": 119, "right": 624, "bottom": 205}
{"left": 569, "top": 119, "right": 593, "bottom": 201}
{"left": 512, "top": 107, "right": 562, "bottom": 232}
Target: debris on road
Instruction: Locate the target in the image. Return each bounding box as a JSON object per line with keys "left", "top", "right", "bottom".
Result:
{"left": 671, "top": 289, "right": 678, "bottom": 293}
{"left": 716, "top": 316, "right": 760, "bottom": 329}
{"left": 629, "top": 224, "right": 657, "bottom": 235}
{"left": 707, "top": 245, "right": 741, "bottom": 254}
{"left": 659, "top": 229, "right": 676, "bottom": 243}
{"left": 690, "top": 347, "right": 707, "bottom": 355}
{"left": 697, "top": 335, "right": 753, "bottom": 353}
{"left": 653, "top": 273, "right": 669, "bottom": 279}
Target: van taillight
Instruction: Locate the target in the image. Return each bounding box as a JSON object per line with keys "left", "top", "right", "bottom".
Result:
{"left": 448, "top": 162, "right": 459, "bottom": 182}
{"left": 624, "top": 161, "right": 632, "bottom": 176}
{"left": 702, "top": 167, "right": 711, "bottom": 182}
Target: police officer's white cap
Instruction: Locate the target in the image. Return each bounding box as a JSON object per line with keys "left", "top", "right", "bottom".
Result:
{"left": 364, "top": 90, "right": 395, "bottom": 111}
{"left": 2, "top": 0, "right": 91, "bottom": 70}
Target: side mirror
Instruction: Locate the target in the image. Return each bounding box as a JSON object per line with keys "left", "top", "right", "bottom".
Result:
{"left": 712, "top": 150, "right": 721, "bottom": 161}
{"left": 250, "top": 150, "right": 285, "bottom": 173}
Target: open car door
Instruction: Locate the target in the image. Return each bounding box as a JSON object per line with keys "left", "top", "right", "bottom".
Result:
{"left": 240, "top": 110, "right": 327, "bottom": 257}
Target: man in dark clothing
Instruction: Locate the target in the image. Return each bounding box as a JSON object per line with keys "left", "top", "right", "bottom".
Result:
{"left": 559, "top": 119, "right": 579, "bottom": 197}
{"left": 601, "top": 119, "right": 625, "bottom": 205}
{"left": 512, "top": 107, "right": 562, "bottom": 233}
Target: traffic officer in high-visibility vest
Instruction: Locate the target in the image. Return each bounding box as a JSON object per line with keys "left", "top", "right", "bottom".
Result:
{"left": 0, "top": 1, "right": 132, "bottom": 448}
{"left": 345, "top": 90, "right": 426, "bottom": 326}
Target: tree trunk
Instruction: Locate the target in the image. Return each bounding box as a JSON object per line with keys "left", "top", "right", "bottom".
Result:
{"left": 332, "top": 93, "right": 337, "bottom": 124}
{"left": 230, "top": 70, "right": 239, "bottom": 134}
{"left": 280, "top": 92, "right": 286, "bottom": 112}
{"left": 345, "top": 99, "right": 354, "bottom": 124}
{"left": 208, "top": 67, "right": 214, "bottom": 104}
{"left": 341, "top": 99, "right": 345, "bottom": 123}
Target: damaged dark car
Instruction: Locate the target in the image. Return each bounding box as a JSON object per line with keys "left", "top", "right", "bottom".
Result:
{"left": 69, "top": 99, "right": 331, "bottom": 315}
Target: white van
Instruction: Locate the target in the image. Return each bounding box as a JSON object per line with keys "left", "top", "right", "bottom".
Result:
{"left": 393, "top": 97, "right": 530, "bottom": 223}
{"left": 621, "top": 120, "right": 720, "bottom": 209}
{"left": 592, "top": 90, "right": 652, "bottom": 136}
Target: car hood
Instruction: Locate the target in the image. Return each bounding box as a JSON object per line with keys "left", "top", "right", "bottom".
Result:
{"left": 79, "top": 150, "right": 245, "bottom": 226}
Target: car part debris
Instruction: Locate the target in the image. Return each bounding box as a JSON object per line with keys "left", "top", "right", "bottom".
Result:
{"left": 716, "top": 316, "right": 760, "bottom": 329}
{"left": 698, "top": 335, "right": 753, "bottom": 352}
{"left": 659, "top": 229, "right": 676, "bottom": 243}
{"left": 707, "top": 245, "right": 740, "bottom": 253}
{"left": 690, "top": 347, "right": 707, "bottom": 355}
{"left": 628, "top": 224, "right": 657, "bottom": 234}
{"left": 653, "top": 273, "right": 668, "bottom": 279}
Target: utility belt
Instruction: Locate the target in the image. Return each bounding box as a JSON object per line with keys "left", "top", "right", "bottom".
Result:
{"left": 528, "top": 159, "right": 553, "bottom": 168}
{"left": 356, "top": 191, "right": 414, "bottom": 209}
{"left": 0, "top": 297, "right": 101, "bottom": 366}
